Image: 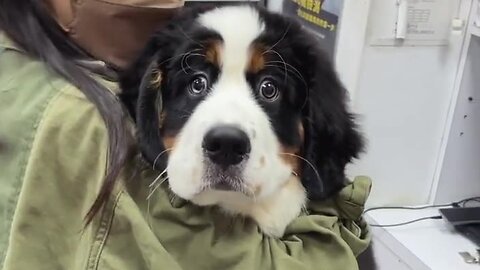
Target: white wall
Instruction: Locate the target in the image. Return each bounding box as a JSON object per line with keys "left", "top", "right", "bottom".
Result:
{"left": 346, "top": 0, "right": 471, "bottom": 206}
{"left": 334, "top": 0, "right": 371, "bottom": 99}
{"left": 347, "top": 46, "right": 462, "bottom": 206}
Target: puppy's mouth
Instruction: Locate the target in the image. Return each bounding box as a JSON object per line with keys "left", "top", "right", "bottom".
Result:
{"left": 202, "top": 161, "right": 252, "bottom": 195}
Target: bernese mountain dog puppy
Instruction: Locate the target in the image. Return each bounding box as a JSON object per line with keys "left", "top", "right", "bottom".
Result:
{"left": 120, "top": 5, "right": 364, "bottom": 238}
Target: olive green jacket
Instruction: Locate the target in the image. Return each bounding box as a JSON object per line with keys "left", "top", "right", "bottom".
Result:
{"left": 0, "top": 32, "right": 372, "bottom": 270}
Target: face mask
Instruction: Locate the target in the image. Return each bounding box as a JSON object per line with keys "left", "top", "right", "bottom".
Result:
{"left": 46, "top": 0, "right": 184, "bottom": 69}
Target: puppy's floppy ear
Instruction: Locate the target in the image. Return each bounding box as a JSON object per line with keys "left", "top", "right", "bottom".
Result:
{"left": 119, "top": 25, "right": 173, "bottom": 167}
{"left": 120, "top": 50, "right": 166, "bottom": 168}
{"left": 119, "top": 40, "right": 163, "bottom": 120}
{"left": 136, "top": 60, "right": 166, "bottom": 168}
{"left": 298, "top": 35, "right": 364, "bottom": 200}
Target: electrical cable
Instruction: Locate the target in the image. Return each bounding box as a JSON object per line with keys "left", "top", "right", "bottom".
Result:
{"left": 364, "top": 203, "right": 452, "bottom": 215}
{"left": 369, "top": 216, "right": 442, "bottom": 228}
{"left": 365, "top": 196, "right": 480, "bottom": 228}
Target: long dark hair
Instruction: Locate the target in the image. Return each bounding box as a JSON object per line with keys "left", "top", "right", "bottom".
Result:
{"left": 0, "top": 0, "right": 129, "bottom": 223}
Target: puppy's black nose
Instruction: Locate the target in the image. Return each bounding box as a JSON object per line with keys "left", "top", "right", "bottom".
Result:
{"left": 202, "top": 125, "right": 251, "bottom": 168}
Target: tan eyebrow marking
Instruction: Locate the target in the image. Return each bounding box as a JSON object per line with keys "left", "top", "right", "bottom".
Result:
{"left": 247, "top": 43, "right": 265, "bottom": 73}
{"left": 205, "top": 40, "right": 223, "bottom": 67}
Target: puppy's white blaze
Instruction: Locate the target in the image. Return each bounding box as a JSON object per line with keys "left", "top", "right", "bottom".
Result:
{"left": 198, "top": 6, "right": 264, "bottom": 78}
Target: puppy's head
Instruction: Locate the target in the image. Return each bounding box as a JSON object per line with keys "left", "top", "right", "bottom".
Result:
{"left": 120, "top": 5, "right": 363, "bottom": 205}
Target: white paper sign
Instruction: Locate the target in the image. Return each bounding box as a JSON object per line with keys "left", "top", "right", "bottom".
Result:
{"left": 406, "top": 0, "right": 455, "bottom": 42}
{"left": 369, "top": 0, "right": 456, "bottom": 46}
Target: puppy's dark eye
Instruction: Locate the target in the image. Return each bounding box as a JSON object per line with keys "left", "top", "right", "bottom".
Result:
{"left": 189, "top": 75, "right": 208, "bottom": 95}
{"left": 259, "top": 79, "right": 279, "bottom": 101}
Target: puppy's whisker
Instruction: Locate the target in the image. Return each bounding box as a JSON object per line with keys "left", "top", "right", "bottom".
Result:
{"left": 264, "top": 49, "right": 288, "bottom": 84}
{"left": 158, "top": 49, "right": 202, "bottom": 67}
{"left": 169, "top": 193, "right": 178, "bottom": 205}
{"left": 279, "top": 152, "right": 323, "bottom": 193}
{"left": 178, "top": 26, "right": 205, "bottom": 48}
{"left": 184, "top": 53, "right": 207, "bottom": 74}
{"left": 153, "top": 148, "right": 173, "bottom": 171}
{"left": 147, "top": 176, "right": 169, "bottom": 200}
{"left": 181, "top": 52, "right": 189, "bottom": 74}
{"left": 147, "top": 192, "right": 153, "bottom": 228}
{"left": 262, "top": 48, "right": 311, "bottom": 109}
{"left": 263, "top": 64, "right": 307, "bottom": 89}
{"left": 264, "top": 61, "right": 307, "bottom": 88}
{"left": 183, "top": 54, "right": 194, "bottom": 72}
{"left": 180, "top": 49, "right": 206, "bottom": 74}
{"left": 189, "top": 53, "right": 206, "bottom": 57}
{"left": 186, "top": 53, "right": 207, "bottom": 60}
{"left": 149, "top": 168, "right": 168, "bottom": 188}
{"left": 263, "top": 64, "right": 296, "bottom": 77}
{"left": 265, "top": 60, "right": 302, "bottom": 77}
{"left": 264, "top": 22, "right": 291, "bottom": 52}
{"left": 263, "top": 62, "right": 309, "bottom": 109}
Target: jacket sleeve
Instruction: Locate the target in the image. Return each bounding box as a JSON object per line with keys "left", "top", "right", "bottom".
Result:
{"left": 103, "top": 173, "right": 373, "bottom": 270}
{"left": 263, "top": 176, "right": 373, "bottom": 270}
{"left": 1, "top": 81, "right": 114, "bottom": 270}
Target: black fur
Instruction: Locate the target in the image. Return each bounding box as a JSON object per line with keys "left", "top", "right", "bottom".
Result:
{"left": 291, "top": 30, "right": 364, "bottom": 199}
{"left": 255, "top": 9, "right": 364, "bottom": 199}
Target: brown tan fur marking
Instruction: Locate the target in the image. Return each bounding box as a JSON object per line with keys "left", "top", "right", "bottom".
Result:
{"left": 158, "top": 111, "right": 166, "bottom": 128}
{"left": 162, "top": 136, "right": 177, "bottom": 151}
{"left": 247, "top": 44, "right": 265, "bottom": 73}
{"left": 150, "top": 69, "right": 162, "bottom": 89}
{"left": 205, "top": 40, "right": 222, "bottom": 67}
{"left": 279, "top": 122, "right": 305, "bottom": 176}
{"left": 280, "top": 146, "right": 301, "bottom": 175}
{"left": 158, "top": 110, "right": 176, "bottom": 150}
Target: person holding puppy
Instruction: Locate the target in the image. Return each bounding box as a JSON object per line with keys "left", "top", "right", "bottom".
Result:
{"left": 0, "top": 1, "right": 372, "bottom": 269}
